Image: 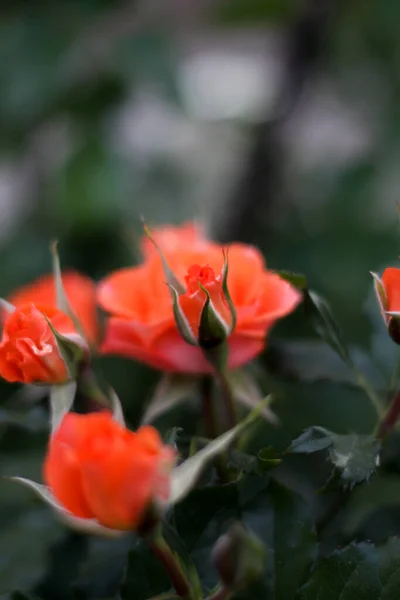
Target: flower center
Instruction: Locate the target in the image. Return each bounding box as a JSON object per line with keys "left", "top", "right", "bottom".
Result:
{"left": 185, "top": 264, "right": 216, "bottom": 295}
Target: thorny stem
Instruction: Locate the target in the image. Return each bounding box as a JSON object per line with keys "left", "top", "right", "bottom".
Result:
{"left": 147, "top": 531, "right": 192, "bottom": 599}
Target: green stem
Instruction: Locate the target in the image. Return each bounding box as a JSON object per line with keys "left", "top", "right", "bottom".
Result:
{"left": 353, "top": 369, "right": 385, "bottom": 418}
{"left": 147, "top": 532, "right": 192, "bottom": 599}
{"left": 206, "top": 586, "right": 232, "bottom": 600}
{"left": 389, "top": 349, "right": 400, "bottom": 397}
{"left": 375, "top": 390, "right": 400, "bottom": 439}
{"left": 200, "top": 376, "right": 231, "bottom": 483}
{"left": 215, "top": 370, "right": 237, "bottom": 432}
{"left": 78, "top": 367, "right": 109, "bottom": 411}
{"left": 201, "top": 376, "right": 218, "bottom": 439}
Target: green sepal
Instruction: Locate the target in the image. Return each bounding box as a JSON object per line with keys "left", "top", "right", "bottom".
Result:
{"left": 167, "top": 284, "right": 197, "bottom": 346}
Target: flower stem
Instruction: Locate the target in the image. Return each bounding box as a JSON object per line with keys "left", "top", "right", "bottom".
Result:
{"left": 200, "top": 376, "right": 218, "bottom": 439}
{"left": 389, "top": 349, "right": 400, "bottom": 397}
{"left": 215, "top": 370, "right": 237, "bottom": 432}
{"left": 147, "top": 531, "right": 192, "bottom": 599}
{"left": 375, "top": 390, "right": 400, "bottom": 439}
{"left": 206, "top": 586, "right": 232, "bottom": 600}
{"left": 353, "top": 369, "right": 385, "bottom": 418}
{"left": 200, "top": 376, "right": 231, "bottom": 483}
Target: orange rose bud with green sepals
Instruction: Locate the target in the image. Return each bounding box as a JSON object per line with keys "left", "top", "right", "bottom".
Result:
{"left": 0, "top": 303, "right": 86, "bottom": 384}
{"left": 8, "top": 270, "right": 99, "bottom": 346}
{"left": 44, "top": 412, "right": 176, "bottom": 531}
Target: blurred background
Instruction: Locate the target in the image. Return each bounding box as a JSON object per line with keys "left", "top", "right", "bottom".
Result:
{"left": 2, "top": 0, "right": 400, "bottom": 597}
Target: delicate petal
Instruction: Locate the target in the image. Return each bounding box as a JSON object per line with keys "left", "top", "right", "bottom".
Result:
{"left": 9, "top": 271, "right": 98, "bottom": 345}
{"left": 382, "top": 268, "right": 400, "bottom": 313}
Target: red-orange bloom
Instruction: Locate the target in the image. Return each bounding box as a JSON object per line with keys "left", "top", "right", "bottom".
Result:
{"left": 44, "top": 412, "right": 176, "bottom": 530}
{"left": 9, "top": 271, "right": 98, "bottom": 346}
{"left": 97, "top": 225, "right": 302, "bottom": 374}
{"left": 0, "top": 303, "right": 79, "bottom": 384}
{"left": 382, "top": 268, "right": 400, "bottom": 313}
{"left": 141, "top": 221, "right": 208, "bottom": 259}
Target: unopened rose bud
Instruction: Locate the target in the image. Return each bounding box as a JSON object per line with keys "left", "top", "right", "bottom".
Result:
{"left": 44, "top": 412, "right": 176, "bottom": 531}
{"left": 372, "top": 269, "right": 400, "bottom": 345}
{"left": 0, "top": 303, "right": 87, "bottom": 385}
{"left": 211, "top": 522, "right": 265, "bottom": 589}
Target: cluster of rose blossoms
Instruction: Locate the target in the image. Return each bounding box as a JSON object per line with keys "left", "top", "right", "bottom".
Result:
{"left": 0, "top": 222, "right": 306, "bottom": 535}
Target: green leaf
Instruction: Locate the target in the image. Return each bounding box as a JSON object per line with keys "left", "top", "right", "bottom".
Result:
{"left": 7, "top": 479, "right": 123, "bottom": 538}
{"left": 108, "top": 387, "right": 125, "bottom": 427}
{"left": 267, "top": 340, "right": 383, "bottom": 388}
{"left": 141, "top": 374, "right": 198, "bottom": 425}
{"left": 170, "top": 397, "right": 271, "bottom": 504}
{"left": 276, "top": 270, "right": 307, "bottom": 290}
{"left": 239, "top": 480, "right": 317, "bottom": 600}
{"left": 288, "top": 428, "right": 381, "bottom": 488}
{"left": 50, "top": 380, "right": 77, "bottom": 433}
{"left": 120, "top": 538, "right": 171, "bottom": 600}
{"left": 299, "top": 540, "right": 400, "bottom": 600}
{"left": 287, "top": 426, "right": 334, "bottom": 454}
{"left": 0, "top": 507, "right": 62, "bottom": 597}
{"left": 305, "top": 290, "right": 352, "bottom": 364}
{"left": 227, "top": 369, "right": 278, "bottom": 424}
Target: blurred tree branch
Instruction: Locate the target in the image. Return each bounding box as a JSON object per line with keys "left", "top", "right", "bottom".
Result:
{"left": 215, "top": 0, "right": 337, "bottom": 245}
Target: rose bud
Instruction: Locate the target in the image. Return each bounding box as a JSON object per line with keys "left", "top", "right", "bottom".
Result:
{"left": 44, "top": 412, "right": 176, "bottom": 531}
{"left": 0, "top": 303, "right": 87, "bottom": 384}
{"left": 8, "top": 270, "right": 99, "bottom": 346}
{"left": 372, "top": 269, "right": 400, "bottom": 344}
{"left": 211, "top": 522, "right": 265, "bottom": 589}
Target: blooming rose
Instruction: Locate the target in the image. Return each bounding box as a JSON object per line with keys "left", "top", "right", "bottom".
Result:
{"left": 140, "top": 221, "right": 207, "bottom": 259}
{"left": 0, "top": 303, "right": 82, "bottom": 384}
{"left": 8, "top": 271, "right": 98, "bottom": 345}
{"left": 44, "top": 412, "right": 176, "bottom": 530}
{"left": 97, "top": 224, "right": 302, "bottom": 374}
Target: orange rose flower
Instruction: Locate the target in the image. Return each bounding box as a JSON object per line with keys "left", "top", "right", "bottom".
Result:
{"left": 140, "top": 221, "right": 207, "bottom": 259}
{"left": 97, "top": 226, "right": 302, "bottom": 374}
{"left": 9, "top": 271, "right": 98, "bottom": 345}
{"left": 44, "top": 412, "right": 176, "bottom": 530}
{"left": 0, "top": 303, "right": 81, "bottom": 384}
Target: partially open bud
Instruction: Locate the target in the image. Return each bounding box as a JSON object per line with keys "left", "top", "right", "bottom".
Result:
{"left": 44, "top": 412, "right": 176, "bottom": 531}
{"left": 0, "top": 303, "right": 87, "bottom": 385}
{"left": 169, "top": 253, "right": 236, "bottom": 371}
{"left": 372, "top": 269, "right": 400, "bottom": 345}
{"left": 211, "top": 522, "right": 265, "bottom": 589}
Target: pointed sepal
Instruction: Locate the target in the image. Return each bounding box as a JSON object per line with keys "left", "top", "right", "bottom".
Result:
{"left": 8, "top": 478, "right": 122, "bottom": 537}
{"left": 50, "top": 240, "right": 86, "bottom": 339}
{"left": 142, "top": 222, "right": 185, "bottom": 295}
{"left": 50, "top": 380, "right": 77, "bottom": 433}
{"left": 371, "top": 271, "right": 388, "bottom": 324}
{"left": 168, "top": 284, "right": 198, "bottom": 346}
